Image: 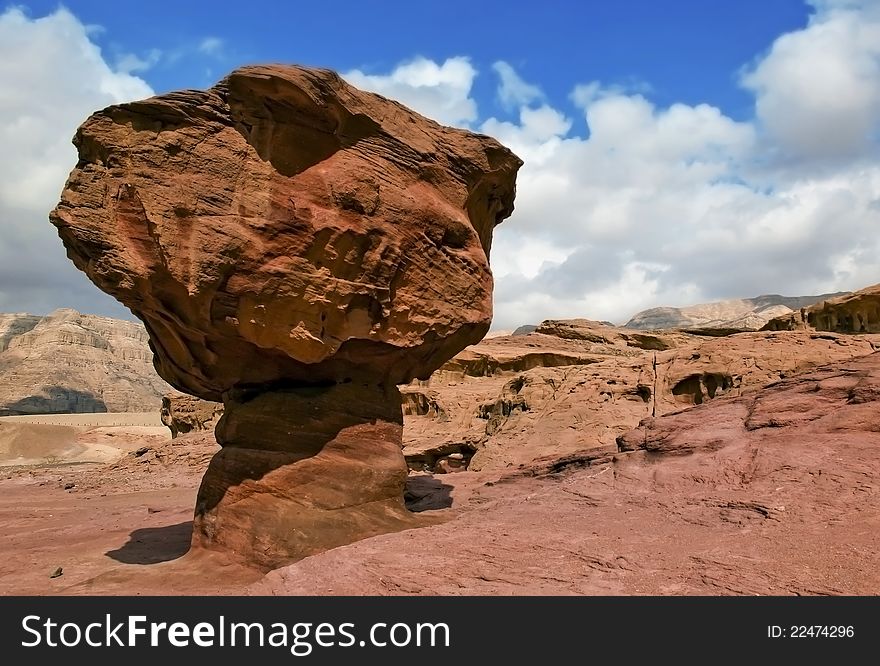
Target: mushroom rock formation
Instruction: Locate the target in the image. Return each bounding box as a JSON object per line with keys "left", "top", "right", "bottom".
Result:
{"left": 51, "top": 64, "right": 522, "bottom": 569}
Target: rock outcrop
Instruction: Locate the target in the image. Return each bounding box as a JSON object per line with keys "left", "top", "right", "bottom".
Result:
{"left": 253, "top": 351, "right": 880, "bottom": 596}
{"left": 762, "top": 284, "right": 880, "bottom": 333}
{"left": 0, "top": 314, "right": 41, "bottom": 352}
{"left": 149, "top": 316, "right": 880, "bottom": 475}
{"left": 625, "top": 292, "right": 847, "bottom": 330}
{"left": 51, "top": 64, "right": 521, "bottom": 568}
{"left": 403, "top": 319, "right": 880, "bottom": 471}
{"left": 160, "top": 393, "right": 223, "bottom": 438}
{"left": 0, "top": 309, "right": 170, "bottom": 415}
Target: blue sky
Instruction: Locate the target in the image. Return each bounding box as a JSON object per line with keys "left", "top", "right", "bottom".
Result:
{"left": 20, "top": 0, "right": 811, "bottom": 119}
{"left": 2, "top": 1, "right": 879, "bottom": 329}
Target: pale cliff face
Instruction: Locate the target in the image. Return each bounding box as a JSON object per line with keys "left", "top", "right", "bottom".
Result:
{"left": 0, "top": 308, "right": 170, "bottom": 415}
{"left": 624, "top": 292, "right": 850, "bottom": 330}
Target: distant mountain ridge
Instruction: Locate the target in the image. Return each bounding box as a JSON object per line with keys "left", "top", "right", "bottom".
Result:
{"left": 0, "top": 309, "right": 170, "bottom": 416}
{"left": 624, "top": 292, "right": 849, "bottom": 331}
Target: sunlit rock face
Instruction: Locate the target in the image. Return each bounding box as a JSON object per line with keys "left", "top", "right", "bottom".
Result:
{"left": 51, "top": 64, "right": 521, "bottom": 568}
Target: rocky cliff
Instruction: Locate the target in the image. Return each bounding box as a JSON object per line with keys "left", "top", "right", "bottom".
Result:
{"left": 0, "top": 309, "right": 170, "bottom": 415}
{"left": 762, "top": 284, "right": 880, "bottom": 333}
{"left": 625, "top": 292, "right": 848, "bottom": 330}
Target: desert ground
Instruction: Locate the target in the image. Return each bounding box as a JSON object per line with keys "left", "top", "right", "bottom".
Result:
{"left": 0, "top": 423, "right": 257, "bottom": 595}
{"left": 2, "top": 339, "right": 878, "bottom": 596}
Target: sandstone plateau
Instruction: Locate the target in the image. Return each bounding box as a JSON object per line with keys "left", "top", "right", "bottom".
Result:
{"left": 162, "top": 318, "right": 880, "bottom": 479}
{"left": 625, "top": 292, "right": 847, "bottom": 331}
{"left": 0, "top": 309, "right": 170, "bottom": 416}
{"left": 254, "top": 351, "right": 880, "bottom": 595}
{"left": 51, "top": 64, "right": 521, "bottom": 568}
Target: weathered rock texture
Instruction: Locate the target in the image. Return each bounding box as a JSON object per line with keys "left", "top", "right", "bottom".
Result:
{"left": 51, "top": 64, "right": 520, "bottom": 568}
{"left": 160, "top": 392, "right": 223, "bottom": 438}
{"left": 403, "top": 319, "right": 880, "bottom": 471}
{"left": 4, "top": 335, "right": 880, "bottom": 595}
{"left": 176, "top": 318, "right": 880, "bottom": 474}
{"left": 0, "top": 309, "right": 170, "bottom": 415}
{"left": 254, "top": 352, "right": 880, "bottom": 596}
{"left": 762, "top": 284, "right": 880, "bottom": 334}
{"left": 625, "top": 292, "right": 847, "bottom": 331}
{"left": 194, "top": 383, "right": 417, "bottom": 570}
{"left": 51, "top": 64, "right": 521, "bottom": 397}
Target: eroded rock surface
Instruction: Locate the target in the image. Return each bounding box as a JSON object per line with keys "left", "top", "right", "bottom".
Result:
{"left": 51, "top": 64, "right": 520, "bottom": 568}
{"left": 763, "top": 284, "right": 880, "bottom": 334}
{"left": 160, "top": 393, "right": 223, "bottom": 438}
{"left": 52, "top": 64, "right": 521, "bottom": 397}
{"left": 403, "top": 320, "right": 880, "bottom": 471}
{"left": 254, "top": 352, "right": 880, "bottom": 596}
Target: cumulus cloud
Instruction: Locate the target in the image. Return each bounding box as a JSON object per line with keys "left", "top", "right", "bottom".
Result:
{"left": 116, "top": 48, "right": 162, "bottom": 74}
{"left": 0, "top": 7, "right": 153, "bottom": 316}
{"left": 481, "top": 1, "right": 880, "bottom": 329}
{"left": 343, "top": 57, "right": 478, "bottom": 127}
{"left": 5, "top": 3, "right": 880, "bottom": 335}
{"left": 741, "top": 0, "right": 880, "bottom": 163}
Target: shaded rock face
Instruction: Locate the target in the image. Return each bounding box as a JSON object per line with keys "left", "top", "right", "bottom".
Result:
{"left": 194, "top": 383, "right": 411, "bottom": 570}
{"left": 0, "top": 314, "right": 41, "bottom": 353}
{"left": 763, "top": 284, "right": 880, "bottom": 334}
{"left": 51, "top": 64, "right": 520, "bottom": 568}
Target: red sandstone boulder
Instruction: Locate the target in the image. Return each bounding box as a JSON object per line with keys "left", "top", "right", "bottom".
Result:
{"left": 160, "top": 392, "right": 223, "bottom": 438}
{"left": 50, "top": 64, "right": 520, "bottom": 569}
{"left": 51, "top": 64, "right": 522, "bottom": 400}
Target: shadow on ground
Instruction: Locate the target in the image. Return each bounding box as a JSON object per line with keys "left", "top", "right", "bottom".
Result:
{"left": 405, "top": 475, "right": 454, "bottom": 512}
{"left": 105, "top": 521, "right": 192, "bottom": 564}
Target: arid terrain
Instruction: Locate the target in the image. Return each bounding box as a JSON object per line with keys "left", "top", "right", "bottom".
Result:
{"left": 256, "top": 350, "right": 880, "bottom": 595}
{"left": 1, "top": 286, "right": 879, "bottom": 595}
{"left": 3, "top": 57, "right": 879, "bottom": 596}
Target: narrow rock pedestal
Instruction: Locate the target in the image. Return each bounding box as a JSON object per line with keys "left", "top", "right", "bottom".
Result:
{"left": 192, "top": 383, "right": 414, "bottom": 570}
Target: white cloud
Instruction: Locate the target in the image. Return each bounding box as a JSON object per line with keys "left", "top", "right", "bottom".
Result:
{"left": 485, "top": 90, "right": 880, "bottom": 327}
{"left": 4, "top": 3, "right": 880, "bottom": 336}
{"left": 741, "top": 0, "right": 880, "bottom": 162}
{"left": 570, "top": 79, "right": 653, "bottom": 109}
{"left": 198, "top": 37, "right": 224, "bottom": 57}
{"left": 492, "top": 61, "right": 543, "bottom": 109}
{"left": 0, "top": 7, "right": 153, "bottom": 316}
{"left": 343, "top": 57, "right": 478, "bottom": 127}
{"left": 480, "top": 0, "right": 880, "bottom": 328}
